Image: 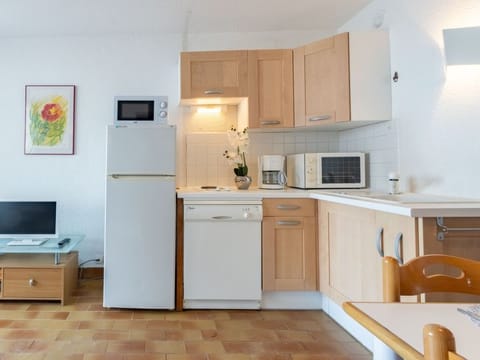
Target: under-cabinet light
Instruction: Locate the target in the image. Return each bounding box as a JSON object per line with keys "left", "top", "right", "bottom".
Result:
{"left": 443, "top": 26, "right": 480, "bottom": 65}
{"left": 195, "top": 106, "right": 223, "bottom": 114}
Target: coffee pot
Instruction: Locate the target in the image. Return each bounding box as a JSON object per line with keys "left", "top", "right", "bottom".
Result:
{"left": 258, "top": 155, "right": 286, "bottom": 189}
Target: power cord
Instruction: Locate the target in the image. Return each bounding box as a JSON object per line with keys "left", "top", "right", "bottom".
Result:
{"left": 79, "top": 258, "right": 102, "bottom": 267}
{"left": 78, "top": 258, "right": 103, "bottom": 280}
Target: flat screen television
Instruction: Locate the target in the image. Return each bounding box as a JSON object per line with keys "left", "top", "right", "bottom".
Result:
{"left": 0, "top": 201, "right": 57, "bottom": 239}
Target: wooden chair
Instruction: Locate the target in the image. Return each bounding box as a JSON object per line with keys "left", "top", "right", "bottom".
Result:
{"left": 423, "top": 323, "right": 465, "bottom": 360}
{"left": 382, "top": 254, "right": 480, "bottom": 303}
{"left": 383, "top": 254, "right": 479, "bottom": 360}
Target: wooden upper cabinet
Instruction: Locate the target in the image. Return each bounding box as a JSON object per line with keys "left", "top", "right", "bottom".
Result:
{"left": 294, "top": 33, "right": 350, "bottom": 127}
{"left": 294, "top": 31, "right": 392, "bottom": 127}
{"left": 247, "top": 49, "right": 294, "bottom": 129}
{"left": 180, "top": 50, "right": 248, "bottom": 99}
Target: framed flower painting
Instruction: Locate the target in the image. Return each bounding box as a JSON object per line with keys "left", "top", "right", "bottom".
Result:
{"left": 24, "top": 85, "right": 76, "bottom": 155}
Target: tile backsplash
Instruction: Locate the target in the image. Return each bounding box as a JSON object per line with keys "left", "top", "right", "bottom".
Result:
{"left": 338, "top": 121, "right": 398, "bottom": 192}
{"left": 185, "top": 121, "right": 398, "bottom": 190}
{"left": 186, "top": 131, "right": 339, "bottom": 187}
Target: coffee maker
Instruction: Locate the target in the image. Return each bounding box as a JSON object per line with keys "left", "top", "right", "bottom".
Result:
{"left": 258, "top": 155, "right": 286, "bottom": 189}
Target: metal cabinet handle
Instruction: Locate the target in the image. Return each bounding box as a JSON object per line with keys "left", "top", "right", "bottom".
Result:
{"left": 211, "top": 216, "right": 232, "bottom": 220}
{"left": 394, "top": 232, "right": 403, "bottom": 264}
{"left": 277, "top": 220, "right": 301, "bottom": 226}
{"left": 260, "top": 120, "right": 281, "bottom": 126}
{"left": 276, "top": 204, "right": 300, "bottom": 210}
{"left": 375, "top": 227, "right": 384, "bottom": 257}
{"left": 29, "top": 278, "right": 37, "bottom": 287}
{"left": 204, "top": 89, "right": 224, "bottom": 95}
{"left": 308, "top": 115, "right": 331, "bottom": 122}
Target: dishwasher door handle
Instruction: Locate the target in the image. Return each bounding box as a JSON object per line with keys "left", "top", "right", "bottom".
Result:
{"left": 211, "top": 216, "right": 233, "bottom": 220}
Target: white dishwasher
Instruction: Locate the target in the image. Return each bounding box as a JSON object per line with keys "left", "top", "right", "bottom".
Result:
{"left": 183, "top": 200, "right": 262, "bottom": 309}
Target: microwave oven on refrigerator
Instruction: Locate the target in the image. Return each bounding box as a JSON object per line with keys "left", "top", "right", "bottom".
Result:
{"left": 114, "top": 96, "right": 168, "bottom": 126}
{"left": 286, "top": 152, "right": 366, "bottom": 189}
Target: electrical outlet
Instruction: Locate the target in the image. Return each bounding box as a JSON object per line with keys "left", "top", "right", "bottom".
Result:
{"left": 95, "top": 256, "right": 104, "bottom": 265}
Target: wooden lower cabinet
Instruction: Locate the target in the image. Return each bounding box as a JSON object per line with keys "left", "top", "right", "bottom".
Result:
{"left": 319, "top": 201, "right": 419, "bottom": 304}
{"left": 262, "top": 198, "right": 317, "bottom": 291}
{"left": 319, "top": 202, "right": 378, "bottom": 303}
{"left": 0, "top": 252, "right": 78, "bottom": 305}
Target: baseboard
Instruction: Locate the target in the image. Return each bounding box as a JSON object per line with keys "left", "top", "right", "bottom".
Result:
{"left": 79, "top": 266, "right": 104, "bottom": 279}
{"left": 261, "top": 291, "right": 323, "bottom": 309}
{"left": 321, "top": 295, "right": 373, "bottom": 352}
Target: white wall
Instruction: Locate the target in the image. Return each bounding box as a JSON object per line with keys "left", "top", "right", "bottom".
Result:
{"left": 0, "top": 30, "right": 334, "bottom": 263}
{"left": 339, "top": 0, "right": 480, "bottom": 198}
{"left": 184, "top": 30, "right": 330, "bottom": 51}
{"left": 0, "top": 34, "right": 182, "bottom": 263}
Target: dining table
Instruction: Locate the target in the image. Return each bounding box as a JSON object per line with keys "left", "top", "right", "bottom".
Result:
{"left": 343, "top": 302, "right": 479, "bottom": 360}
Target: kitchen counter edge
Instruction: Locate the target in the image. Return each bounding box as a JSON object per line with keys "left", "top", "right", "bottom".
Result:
{"left": 176, "top": 188, "right": 480, "bottom": 217}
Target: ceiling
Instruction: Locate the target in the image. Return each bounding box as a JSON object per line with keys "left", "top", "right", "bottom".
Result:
{"left": 0, "top": 0, "right": 373, "bottom": 37}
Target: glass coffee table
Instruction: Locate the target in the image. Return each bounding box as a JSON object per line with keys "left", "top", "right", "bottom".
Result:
{"left": 0, "top": 234, "right": 83, "bottom": 265}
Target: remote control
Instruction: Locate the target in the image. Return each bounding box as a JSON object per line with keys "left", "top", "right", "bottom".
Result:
{"left": 57, "top": 238, "right": 71, "bottom": 247}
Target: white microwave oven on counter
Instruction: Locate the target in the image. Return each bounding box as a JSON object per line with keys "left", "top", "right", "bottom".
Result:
{"left": 286, "top": 152, "right": 366, "bottom": 189}
{"left": 114, "top": 96, "right": 168, "bottom": 126}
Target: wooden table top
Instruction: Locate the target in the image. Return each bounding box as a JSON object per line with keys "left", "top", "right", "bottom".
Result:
{"left": 343, "top": 302, "right": 479, "bottom": 360}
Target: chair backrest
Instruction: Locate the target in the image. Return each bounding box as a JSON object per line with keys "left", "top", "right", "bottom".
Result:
{"left": 383, "top": 254, "right": 480, "bottom": 302}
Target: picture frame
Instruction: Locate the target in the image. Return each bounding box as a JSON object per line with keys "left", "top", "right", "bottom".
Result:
{"left": 24, "top": 85, "right": 76, "bottom": 155}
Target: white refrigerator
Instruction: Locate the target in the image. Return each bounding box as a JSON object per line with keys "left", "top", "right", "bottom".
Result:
{"left": 104, "top": 125, "right": 176, "bottom": 309}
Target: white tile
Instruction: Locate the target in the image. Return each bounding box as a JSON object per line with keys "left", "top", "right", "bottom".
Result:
{"left": 272, "top": 143, "right": 285, "bottom": 154}
{"left": 272, "top": 133, "right": 285, "bottom": 144}
{"left": 295, "top": 143, "right": 306, "bottom": 153}
{"left": 258, "top": 143, "right": 274, "bottom": 154}
{"left": 294, "top": 133, "right": 306, "bottom": 143}
{"left": 284, "top": 143, "right": 296, "bottom": 154}
{"left": 284, "top": 133, "right": 296, "bottom": 144}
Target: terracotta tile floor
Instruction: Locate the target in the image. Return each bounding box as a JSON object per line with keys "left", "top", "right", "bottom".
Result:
{"left": 0, "top": 280, "right": 372, "bottom": 359}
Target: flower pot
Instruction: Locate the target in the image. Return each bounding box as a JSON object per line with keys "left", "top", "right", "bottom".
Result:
{"left": 234, "top": 175, "right": 252, "bottom": 190}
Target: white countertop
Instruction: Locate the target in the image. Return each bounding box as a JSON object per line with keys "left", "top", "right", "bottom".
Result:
{"left": 177, "top": 187, "right": 480, "bottom": 217}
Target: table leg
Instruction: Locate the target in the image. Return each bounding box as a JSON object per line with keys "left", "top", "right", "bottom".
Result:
{"left": 373, "top": 337, "right": 402, "bottom": 360}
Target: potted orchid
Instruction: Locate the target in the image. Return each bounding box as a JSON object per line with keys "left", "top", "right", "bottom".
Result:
{"left": 223, "top": 126, "right": 251, "bottom": 189}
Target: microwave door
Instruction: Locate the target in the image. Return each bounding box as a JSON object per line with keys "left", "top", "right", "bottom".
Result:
{"left": 305, "top": 153, "right": 322, "bottom": 188}
{"left": 315, "top": 155, "right": 323, "bottom": 188}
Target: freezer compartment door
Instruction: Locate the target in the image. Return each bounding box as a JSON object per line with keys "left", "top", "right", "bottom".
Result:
{"left": 104, "top": 176, "right": 176, "bottom": 309}
{"left": 106, "top": 126, "right": 175, "bottom": 175}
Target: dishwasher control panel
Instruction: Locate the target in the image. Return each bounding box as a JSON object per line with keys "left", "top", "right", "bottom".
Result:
{"left": 184, "top": 201, "right": 263, "bottom": 221}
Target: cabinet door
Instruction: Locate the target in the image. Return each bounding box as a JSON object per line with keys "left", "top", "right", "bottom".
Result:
{"left": 263, "top": 216, "right": 316, "bottom": 291}
{"left": 319, "top": 202, "right": 381, "bottom": 304}
{"left": 248, "top": 50, "right": 293, "bottom": 129}
{"left": 180, "top": 51, "right": 248, "bottom": 99}
{"left": 294, "top": 33, "right": 350, "bottom": 127}
{"left": 375, "top": 212, "right": 418, "bottom": 266}
{"left": 375, "top": 212, "right": 419, "bottom": 303}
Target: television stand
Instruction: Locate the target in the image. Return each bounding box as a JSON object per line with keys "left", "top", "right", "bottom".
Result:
{"left": 0, "top": 235, "right": 83, "bottom": 305}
